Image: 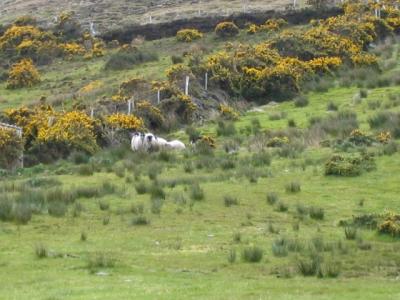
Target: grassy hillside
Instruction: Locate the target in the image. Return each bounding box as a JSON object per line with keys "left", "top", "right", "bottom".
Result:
{"left": 2, "top": 73, "right": 400, "bottom": 298}
{"left": 3, "top": 3, "right": 400, "bottom": 299}
{"left": 0, "top": 0, "right": 292, "bottom": 31}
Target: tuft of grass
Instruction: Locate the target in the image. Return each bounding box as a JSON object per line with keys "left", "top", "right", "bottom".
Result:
{"left": 233, "top": 232, "right": 241, "bottom": 243}
{"left": 102, "top": 215, "right": 110, "bottom": 225}
{"left": 266, "top": 192, "right": 279, "bottom": 205}
{"left": 34, "top": 243, "right": 48, "bottom": 259}
{"left": 224, "top": 195, "right": 239, "bottom": 207}
{"left": 344, "top": 226, "right": 357, "bottom": 240}
{"left": 99, "top": 200, "right": 110, "bottom": 211}
{"left": 276, "top": 201, "right": 288, "bottom": 212}
{"left": 294, "top": 95, "right": 309, "bottom": 107}
{"left": 272, "top": 238, "right": 289, "bottom": 257}
{"left": 242, "top": 246, "right": 263, "bottom": 263}
{"left": 131, "top": 203, "right": 145, "bottom": 215}
{"left": 48, "top": 201, "right": 68, "bottom": 217}
{"left": 190, "top": 183, "right": 205, "bottom": 201}
{"left": 87, "top": 252, "right": 116, "bottom": 272}
{"left": 309, "top": 206, "right": 324, "bottom": 220}
{"left": 131, "top": 215, "right": 150, "bottom": 226}
{"left": 13, "top": 203, "right": 32, "bottom": 225}
{"left": 77, "top": 164, "right": 95, "bottom": 176}
{"left": 80, "top": 231, "right": 87, "bottom": 242}
{"left": 0, "top": 195, "right": 13, "bottom": 221}
{"left": 135, "top": 182, "right": 147, "bottom": 195}
{"left": 285, "top": 181, "right": 301, "bottom": 193}
{"left": 297, "top": 256, "right": 321, "bottom": 277}
{"left": 227, "top": 249, "right": 237, "bottom": 264}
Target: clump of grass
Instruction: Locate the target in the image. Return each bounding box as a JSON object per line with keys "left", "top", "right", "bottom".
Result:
{"left": 216, "top": 120, "right": 237, "bottom": 136}
{"left": 131, "top": 203, "right": 145, "bottom": 215}
{"left": 224, "top": 195, "right": 239, "bottom": 207}
{"left": 183, "top": 161, "right": 194, "bottom": 173}
{"left": 297, "top": 256, "right": 321, "bottom": 277}
{"left": 272, "top": 238, "right": 288, "bottom": 257}
{"left": 250, "top": 151, "right": 271, "bottom": 167}
{"left": 294, "top": 95, "right": 309, "bottom": 107}
{"left": 266, "top": 192, "right": 279, "bottom": 205}
{"left": 0, "top": 195, "right": 13, "bottom": 221}
{"left": 327, "top": 101, "right": 338, "bottom": 111}
{"left": 131, "top": 215, "right": 150, "bottom": 226}
{"left": 151, "top": 198, "right": 164, "bottom": 215}
{"left": 48, "top": 201, "right": 68, "bottom": 217}
{"left": 233, "top": 232, "right": 241, "bottom": 243}
{"left": 344, "top": 226, "right": 357, "bottom": 240}
{"left": 81, "top": 231, "right": 87, "bottom": 242}
{"left": 13, "top": 203, "right": 32, "bottom": 225}
{"left": 113, "top": 163, "right": 126, "bottom": 178}
{"left": 190, "top": 183, "right": 204, "bottom": 201}
{"left": 135, "top": 182, "right": 147, "bottom": 195}
{"left": 309, "top": 206, "right": 324, "bottom": 220}
{"left": 268, "top": 222, "right": 280, "bottom": 234}
{"left": 99, "top": 200, "right": 110, "bottom": 211}
{"left": 35, "top": 243, "right": 48, "bottom": 259}
{"left": 296, "top": 203, "right": 308, "bottom": 217}
{"left": 288, "top": 119, "right": 296, "bottom": 128}
{"left": 285, "top": 181, "right": 301, "bottom": 193}
{"left": 77, "top": 164, "right": 95, "bottom": 176}
{"left": 72, "top": 202, "right": 84, "bottom": 218}
{"left": 276, "top": 201, "right": 288, "bottom": 212}
{"left": 321, "top": 260, "right": 341, "bottom": 278}
{"left": 357, "top": 238, "right": 372, "bottom": 251}
{"left": 102, "top": 215, "right": 110, "bottom": 225}
{"left": 149, "top": 183, "right": 166, "bottom": 200}
{"left": 359, "top": 88, "right": 368, "bottom": 98}
{"left": 227, "top": 249, "right": 237, "bottom": 263}
{"left": 148, "top": 163, "right": 163, "bottom": 181}
{"left": 87, "top": 252, "right": 116, "bottom": 272}
{"left": 242, "top": 246, "right": 263, "bottom": 263}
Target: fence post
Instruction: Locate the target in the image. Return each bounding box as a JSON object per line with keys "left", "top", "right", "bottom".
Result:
{"left": 157, "top": 89, "right": 161, "bottom": 104}
{"left": 185, "top": 76, "right": 190, "bottom": 96}
{"left": 205, "top": 72, "right": 208, "bottom": 91}
{"left": 128, "top": 100, "right": 132, "bottom": 115}
{"left": 90, "top": 108, "right": 94, "bottom": 118}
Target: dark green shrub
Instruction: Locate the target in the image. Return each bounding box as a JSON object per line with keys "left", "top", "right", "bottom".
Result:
{"left": 224, "top": 195, "right": 239, "bottom": 207}
{"left": 171, "top": 55, "right": 184, "bottom": 64}
{"left": 251, "top": 151, "right": 271, "bottom": 167}
{"left": 297, "top": 256, "right": 321, "bottom": 276}
{"left": 87, "top": 252, "right": 116, "bottom": 271}
{"left": 383, "top": 141, "right": 398, "bottom": 156}
{"left": 135, "top": 182, "right": 147, "bottom": 195}
{"left": 266, "top": 192, "right": 278, "bottom": 205}
{"left": 77, "top": 164, "right": 94, "bottom": 176}
{"left": 35, "top": 243, "right": 48, "bottom": 259}
{"left": 216, "top": 120, "right": 237, "bottom": 136}
{"left": 242, "top": 246, "right": 263, "bottom": 263}
{"left": 294, "top": 95, "right": 309, "bottom": 107}
{"left": 344, "top": 226, "right": 357, "bottom": 240}
{"left": 285, "top": 181, "right": 301, "bottom": 193}
{"left": 276, "top": 201, "right": 289, "bottom": 212}
{"left": 309, "top": 206, "right": 324, "bottom": 220}
{"left": 99, "top": 200, "right": 110, "bottom": 211}
{"left": 13, "top": 202, "right": 32, "bottom": 225}
{"left": 190, "top": 183, "right": 204, "bottom": 201}
{"left": 325, "top": 153, "right": 375, "bottom": 177}
{"left": 0, "top": 195, "right": 13, "bottom": 221}
{"left": 48, "top": 201, "right": 68, "bottom": 217}
{"left": 131, "top": 215, "right": 150, "bottom": 226}
{"left": 327, "top": 102, "right": 338, "bottom": 111}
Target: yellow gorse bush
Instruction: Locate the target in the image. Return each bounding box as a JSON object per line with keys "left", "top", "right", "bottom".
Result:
{"left": 219, "top": 104, "right": 239, "bottom": 120}
{"left": 176, "top": 29, "right": 203, "bottom": 42}
{"left": 7, "top": 58, "right": 40, "bottom": 89}
{"left": 106, "top": 113, "right": 144, "bottom": 130}
{"left": 0, "top": 127, "right": 24, "bottom": 169}
{"left": 37, "top": 111, "right": 98, "bottom": 154}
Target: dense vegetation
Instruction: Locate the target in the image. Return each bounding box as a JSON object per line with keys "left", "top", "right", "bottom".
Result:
{"left": 2, "top": 1, "right": 400, "bottom": 299}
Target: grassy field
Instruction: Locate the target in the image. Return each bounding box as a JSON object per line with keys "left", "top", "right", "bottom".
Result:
{"left": 3, "top": 11, "right": 400, "bottom": 300}
{"left": 2, "top": 71, "right": 400, "bottom": 298}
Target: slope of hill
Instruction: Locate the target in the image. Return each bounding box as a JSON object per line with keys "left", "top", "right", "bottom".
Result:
{"left": 0, "top": 0, "right": 292, "bottom": 31}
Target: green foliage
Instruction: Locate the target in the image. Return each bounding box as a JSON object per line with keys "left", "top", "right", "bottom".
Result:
{"left": 105, "top": 49, "right": 158, "bottom": 70}
{"left": 241, "top": 246, "right": 263, "bottom": 263}
{"left": 325, "top": 153, "right": 376, "bottom": 177}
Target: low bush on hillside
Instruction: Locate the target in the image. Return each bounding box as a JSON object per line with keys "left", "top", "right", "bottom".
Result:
{"left": 242, "top": 246, "right": 263, "bottom": 263}
{"left": 176, "top": 29, "right": 203, "bottom": 42}
{"left": 325, "top": 153, "right": 376, "bottom": 177}
{"left": 215, "top": 22, "right": 239, "bottom": 38}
